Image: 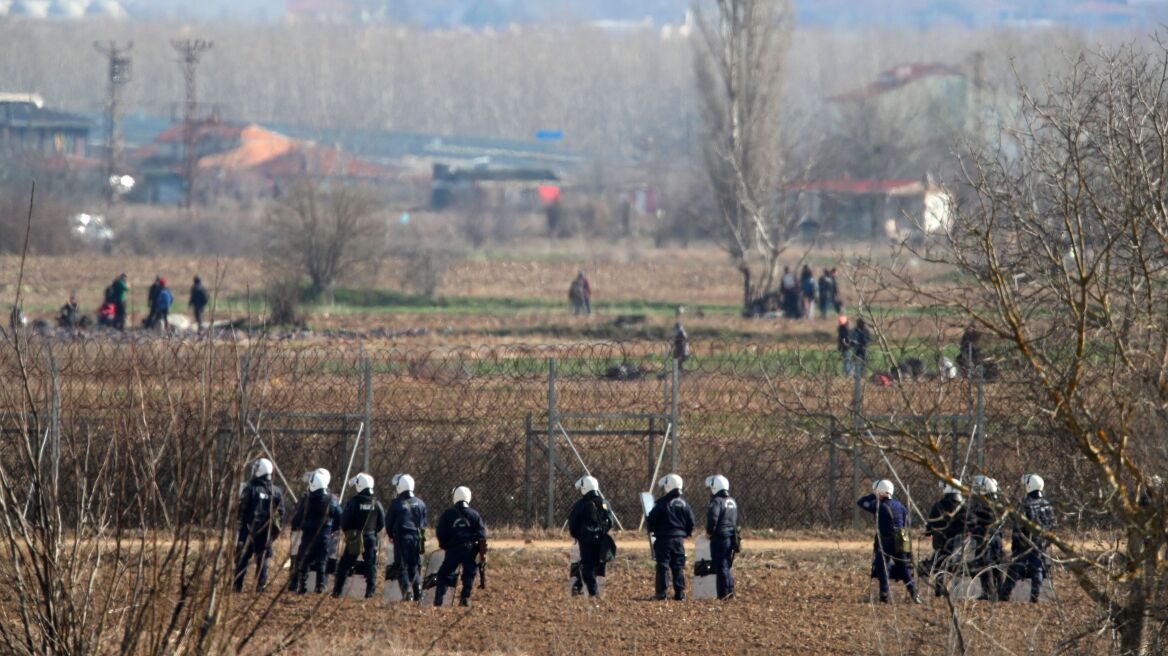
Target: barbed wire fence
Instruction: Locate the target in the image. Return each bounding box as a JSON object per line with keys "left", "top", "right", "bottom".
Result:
{"left": 0, "top": 335, "right": 1111, "bottom": 532}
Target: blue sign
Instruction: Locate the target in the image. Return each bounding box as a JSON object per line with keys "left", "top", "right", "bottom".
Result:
{"left": 535, "top": 130, "right": 563, "bottom": 141}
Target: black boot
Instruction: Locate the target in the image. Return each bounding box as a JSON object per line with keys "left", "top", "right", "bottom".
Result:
{"left": 459, "top": 597, "right": 470, "bottom": 607}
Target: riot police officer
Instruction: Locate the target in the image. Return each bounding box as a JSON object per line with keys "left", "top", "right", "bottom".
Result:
{"left": 925, "top": 480, "right": 966, "bottom": 597}
{"left": 386, "top": 473, "right": 428, "bottom": 601}
{"left": 568, "top": 475, "right": 613, "bottom": 597}
{"left": 858, "top": 479, "right": 921, "bottom": 604}
{"left": 434, "top": 486, "right": 488, "bottom": 607}
{"left": 233, "top": 458, "right": 286, "bottom": 593}
{"left": 332, "top": 473, "right": 386, "bottom": 599}
{"left": 968, "top": 475, "right": 1004, "bottom": 600}
{"left": 705, "top": 474, "right": 739, "bottom": 600}
{"left": 999, "top": 474, "right": 1055, "bottom": 603}
{"left": 646, "top": 473, "right": 695, "bottom": 600}
{"left": 290, "top": 468, "right": 342, "bottom": 594}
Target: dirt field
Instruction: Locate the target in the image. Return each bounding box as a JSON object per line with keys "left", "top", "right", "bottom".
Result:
{"left": 246, "top": 540, "right": 1100, "bottom": 656}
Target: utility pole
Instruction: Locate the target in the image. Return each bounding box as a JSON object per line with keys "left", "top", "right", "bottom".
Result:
{"left": 170, "top": 38, "right": 212, "bottom": 209}
{"left": 94, "top": 41, "right": 132, "bottom": 206}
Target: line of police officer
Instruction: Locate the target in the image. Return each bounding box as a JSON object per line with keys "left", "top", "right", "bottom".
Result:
{"left": 233, "top": 458, "right": 487, "bottom": 606}
{"left": 234, "top": 459, "right": 741, "bottom": 604}
{"left": 862, "top": 472, "right": 1056, "bottom": 604}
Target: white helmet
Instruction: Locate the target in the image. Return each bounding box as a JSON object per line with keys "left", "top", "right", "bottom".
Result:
{"left": 1022, "top": 474, "right": 1044, "bottom": 494}
{"left": 972, "top": 475, "right": 997, "bottom": 495}
{"left": 873, "top": 479, "right": 895, "bottom": 497}
{"left": 253, "top": 458, "right": 273, "bottom": 478}
{"left": 308, "top": 468, "right": 331, "bottom": 492}
{"left": 940, "top": 479, "right": 962, "bottom": 498}
{"left": 349, "top": 473, "right": 374, "bottom": 493}
{"left": 452, "top": 486, "right": 472, "bottom": 504}
{"left": 393, "top": 473, "right": 415, "bottom": 495}
{"left": 658, "top": 474, "right": 683, "bottom": 494}
{"left": 575, "top": 475, "right": 599, "bottom": 496}
{"left": 705, "top": 474, "right": 730, "bottom": 494}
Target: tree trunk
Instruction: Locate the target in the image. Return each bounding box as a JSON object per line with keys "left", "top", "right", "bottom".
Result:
{"left": 1115, "top": 543, "right": 1153, "bottom": 656}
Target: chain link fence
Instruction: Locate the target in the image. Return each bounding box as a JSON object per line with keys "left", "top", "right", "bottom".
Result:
{"left": 0, "top": 335, "right": 1127, "bottom": 531}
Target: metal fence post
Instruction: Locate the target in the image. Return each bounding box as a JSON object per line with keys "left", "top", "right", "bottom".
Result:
{"left": 670, "top": 357, "right": 679, "bottom": 473}
{"left": 546, "top": 358, "right": 557, "bottom": 529}
{"left": 363, "top": 357, "right": 372, "bottom": 472}
{"left": 647, "top": 417, "right": 656, "bottom": 486}
{"left": 524, "top": 412, "right": 533, "bottom": 530}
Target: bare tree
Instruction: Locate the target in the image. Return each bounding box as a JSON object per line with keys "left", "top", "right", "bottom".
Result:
{"left": 852, "top": 40, "right": 1168, "bottom": 654}
{"left": 692, "top": 0, "right": 798, "bottom": 311}
{"left": 265, "top": 181, "right": 384, "bottom": 300}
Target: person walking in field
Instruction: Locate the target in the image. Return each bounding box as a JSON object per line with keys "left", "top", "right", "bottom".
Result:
{"left": 998, "top": 474, "right": 1055, "bottom": 603}
{"left": 387, "top": 473, "right": 427, "bottom": 601}
{"left": 852, "top": 318, "right": 871, "bottom": 371}
{"left": 924, "top": 481, "right": 966, "bottom": 597}
{"left": 818, "top": 268, "right": 840, "bottom": 318}
{"left": 858, "top": 479, "right": 922, "bottom": 604}
{"left": 568, "top": 475, "right": 614, "bottom": 598}
{"left": 705, "top": 475, "right": 740, "bottom": 600}
{"left": 647, "top": 474, "right": 695, "bottom": 600}
{"left": 968, "top": 475, "right": 1005, "bottom": 600}
{"left": 433, "top": 486, "right": 488, "bottom": 607}
{"left": 290, "top": 468, "right": 342, "bottom": 594}
{"left": 145, "top": 275, "right": 162, "bottom": 329}
{"left": 800, "top": 264, "right": 817, "bottom": 320}
{"left": 837, "top": 316, "right": 853, "bottom": 376}
{"left": 568, "top": 271, "right": 592, "bottom": 316}
{"left": 333, "top": 474, "right": 386, "bottom": 599}
{"left": 189, "top": 276, "right": 209, "bottom": 331}
{"left": 153, "top": 278, "right": 173, "bottom": 333}
{"left": 110, "top": 273, "right": 129, "bottom": 331}
{"left": 234, "top": 458, "right": 286, "bottom": 593}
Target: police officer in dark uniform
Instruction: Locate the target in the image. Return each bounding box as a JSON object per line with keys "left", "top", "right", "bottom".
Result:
{"left": 290, "top": 468, "right": 342, "bottom": 594}
{"left": 568, "top": 475, "right": 613, "bottom": 597}
{"left": 858, "top": 479, "right": 922, "bottom": 604}
{"left": 233, "top": 458, "right": 286, "bottom": 592}
{"left": 999, "top": 474, "right": 1055, "bottom": 603}
{"left": 332, "top": 473, "right": 386, "bottom": 598}
{"left": 386, "top": 473, "right": 428, "bottom": 601}
{"left": 968, "top": 475, "right": 1005, "bottom": 600}
{"left": 705, "top": 474, "right": 739, "bottom": 600}
{"left": 434, "top": 486, "right": 488, "bottom": 607}
{"left": 647, "top": 473, "right": 695, "bottom": 600}
{"left": 925, "top": 480, "right": 966, "bottom": 597}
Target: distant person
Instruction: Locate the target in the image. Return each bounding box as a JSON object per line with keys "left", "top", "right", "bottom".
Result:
{"left": 145, "top": 275, "right": 162, "bottom": 329}
{"left": 853, "top": 318, "right": 871, "bottom": 370}
{"left": 233, "top": 458, "right": 286, "bottom": 593}
{"left": 837, "top": 316, "right": 853, "bottom": 376}
{"left": 958, "top": 325, "right": 982, "bottom": 376}
{"left": 9, "top": 305, "right": 27, "bottom": 330}
{"left": 817, "top": 269, "right": 833, "bottom": 319}
{"left": 647, "top": 474, "right": 695, "bottom": 601}
{"left": 57, "top": 294, "right": 80, "bottom": 329}
{"left": 799, "top": 265, "right": 817, "bottom": 320}
{"left": 110, "top": 274, "right": 129, "bottom": 331}
{"left": 189, "top": 276, "right": 209, "bottom": 331}
{"left": 569, "top": 271, "right": 592, "bottom": 316}
{"left": 938, "top": 355, "right": 958, "bottom": 380}
{"left": 780, "top": 266, "right": 799, "bottom": 318}
{"left": 858, "top": 480, "right": 921, "bottom": 604}
{"left": 829, "top": 268, "right": 844, "bottom": 314}
{"left": 153, "top": 279, "right": 173, "bottom": 333}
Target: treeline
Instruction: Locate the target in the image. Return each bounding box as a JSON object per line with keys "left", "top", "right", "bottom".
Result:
{"left": 0, "top": 20, "right": 1133, "bottom": 159}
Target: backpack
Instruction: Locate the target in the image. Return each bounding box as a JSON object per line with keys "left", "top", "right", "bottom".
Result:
{"left": 157, "top": 289, "right": 173, "bottom": 310}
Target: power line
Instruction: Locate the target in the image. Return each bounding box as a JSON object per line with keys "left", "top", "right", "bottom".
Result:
{"left": 94, "top": 40, "right": 132, "bottom": 205}
{"left": 170, "top": 38, "right": 213, "bottom": 209}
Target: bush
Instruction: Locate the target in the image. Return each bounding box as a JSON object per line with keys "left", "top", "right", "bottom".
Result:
{"left": 266, "top": 277, "right": 302, "bottom": 325}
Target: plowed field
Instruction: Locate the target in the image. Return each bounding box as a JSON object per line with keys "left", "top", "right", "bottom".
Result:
{"left": 249, "top": 540, "right": 1099, "bottom": 655}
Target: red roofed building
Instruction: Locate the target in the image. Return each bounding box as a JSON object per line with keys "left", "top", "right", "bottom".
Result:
{"left": 788, "top": 176, "right": 953, "bottom": 240}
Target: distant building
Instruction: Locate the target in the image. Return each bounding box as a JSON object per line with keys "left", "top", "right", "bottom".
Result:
{"left": 787, "top": 177, "right": 953, "bottom": 240}
{"left": 0, "top": 93, "right": 92, "bottom": 158}
{"left": 130, "top": 118, "right": 400, "bottom": 204}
